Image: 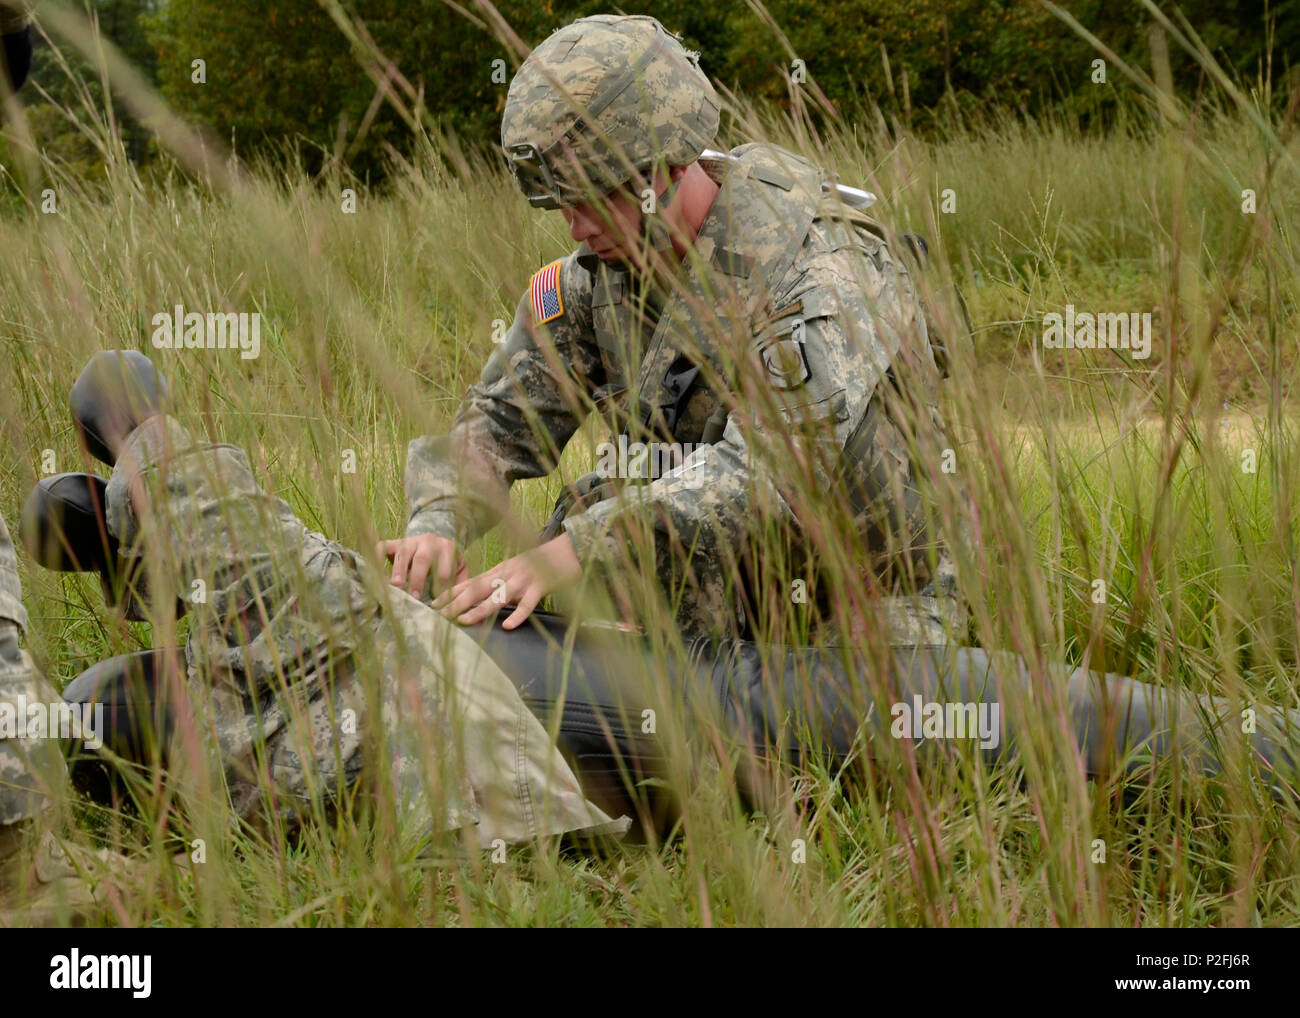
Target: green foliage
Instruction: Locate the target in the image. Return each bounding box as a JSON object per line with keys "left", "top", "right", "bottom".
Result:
{"left": 130, "top": 0, "right": 1299, "bottom": 178}
{"left": 7, "top": 2, "right": 1296, "bottom": 182}
{"left": 14, "top": 0, "right": 160, "bottom": 171}
{"left": 144, "top": 0, "right": 561, "bottom": 179}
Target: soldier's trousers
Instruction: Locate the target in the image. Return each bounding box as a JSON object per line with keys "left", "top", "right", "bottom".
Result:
{"left": 0, "top": 511, "right": 64, "bottom": 848}
{"left": 566, "top": 497, "right": 967, "bottom": 646}
{"left": 552, "top": 404, "right": 969, "bottom": 646}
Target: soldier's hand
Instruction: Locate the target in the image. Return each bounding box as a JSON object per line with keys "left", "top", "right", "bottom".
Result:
{"left": 378, "top": 533, "right": 467, "bottom": 599}
{"left": 432, "top": 534, "right": 582, "bottom": 630}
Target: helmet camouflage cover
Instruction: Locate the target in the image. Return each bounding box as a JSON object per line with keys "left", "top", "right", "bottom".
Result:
{"left": 502, "top": 14, "right": 721, "bottom": 208}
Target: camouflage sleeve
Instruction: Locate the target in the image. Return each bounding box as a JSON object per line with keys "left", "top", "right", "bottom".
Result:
{"left": 405, "top": 252, "right": 603, "bottom": 546}
{"left": 561, "top": 221, "right": 923, "bottom": 573}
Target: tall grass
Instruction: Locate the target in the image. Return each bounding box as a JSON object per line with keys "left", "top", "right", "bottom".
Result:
{"left": 0, "top": 2, "right": 1298, "bottom": 926}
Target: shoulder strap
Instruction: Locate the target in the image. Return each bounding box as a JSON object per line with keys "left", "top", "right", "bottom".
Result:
{"left": 629, "top": 145, "right": 825, "bottom": 440}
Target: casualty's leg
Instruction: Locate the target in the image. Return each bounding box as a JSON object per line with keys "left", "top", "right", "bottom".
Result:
{"left": 58, "top": 608, "right": 1300, "bottom": 849}
{"left": 713, "top": 641, "right": 1300, "bottom": 798}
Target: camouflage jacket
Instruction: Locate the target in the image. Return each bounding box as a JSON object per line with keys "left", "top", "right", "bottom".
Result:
{"left": 405, "top": 142, "right": 951, "bottom": 598}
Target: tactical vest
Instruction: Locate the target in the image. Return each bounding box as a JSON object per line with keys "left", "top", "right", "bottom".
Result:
{"left": 586, "top": 143, "right": 834, "bottom": 452}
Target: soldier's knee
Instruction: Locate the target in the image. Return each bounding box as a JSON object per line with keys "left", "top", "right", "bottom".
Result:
{"left": 0, "top": 625, "right": 22, "bottom": 671}
{"left": 0, "top": 738, "right": 64, "bottom": 828}
{"left": 0, "top": 641, "right": 68, "bottom": 827}
{"left": 884, "top": 594, "right": 966, "bottom": 647}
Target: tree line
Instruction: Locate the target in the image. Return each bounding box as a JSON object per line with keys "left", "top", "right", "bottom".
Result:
{"left": 15, "top": 0, "right": 1299, "bottom": 180}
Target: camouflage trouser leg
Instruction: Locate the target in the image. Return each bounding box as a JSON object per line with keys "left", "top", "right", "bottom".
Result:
{"left": 0, "top": 511, "right": 65, "bottom": 836}
{"left": 876, "top": 593, "right": 967, "bottom": 647}
{"left": 868, "top": 542, "right": 969, "bottom": 647}
{"left": 657, "top": 541, "right": 744, "bottom": 640}
{"left": 560, "top": 412, "right": 970, "bottom": 645}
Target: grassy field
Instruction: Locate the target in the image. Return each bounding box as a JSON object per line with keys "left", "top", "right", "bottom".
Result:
{"left": 2, "top": 13, "right": 1300, "bottom": 927}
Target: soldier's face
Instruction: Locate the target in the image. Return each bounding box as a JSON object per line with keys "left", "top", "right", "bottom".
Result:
{"left": 560, "top": 187, "right": 646, "bottom": 265}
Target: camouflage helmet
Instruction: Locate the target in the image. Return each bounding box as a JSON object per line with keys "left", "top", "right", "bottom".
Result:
{"left": 502, "top": 14, "right": 721, "bottom": 209}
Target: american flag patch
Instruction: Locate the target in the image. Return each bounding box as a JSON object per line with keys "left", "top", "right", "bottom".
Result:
{"left": 529, "top": 260, "right": 565, "bottom": 325}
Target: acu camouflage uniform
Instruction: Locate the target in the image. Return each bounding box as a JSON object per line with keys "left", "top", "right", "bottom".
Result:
{"left": 0, "top": 510, "right": 64, "bottom": 837}
{"left": 406, "top": 143, "right": 966, "bottom": 644}
{"left": 105, "top": 417, "right": 627, "bottom": 848}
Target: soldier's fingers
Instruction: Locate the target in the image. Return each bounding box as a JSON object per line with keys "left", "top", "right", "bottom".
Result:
{"left": 438, "top": 575, "right": 495, "bottom": 618}
{"left": 432, "top": 547, "right": 457, "bottom": 589}
{"left": 434, "top": 586, "right": 472, "bottom": 616}
{"left": 376, "top": 539, "right": 398, "bottom": 562}
{"left": 456, "top": 599, "right": 502, "bottom": 626}
{"left": 406, "top": 543, "right": 437, "bottom": 596}
{"left": 455, "top": 575, "right": 518, "bottom": 625}
{"left": 433, "top": 560, "right": 479, "bottom": 608}
{"left": 431, "top": 572, "right": 472, "bottom": 610}
{"left": 500, "top": 587, "right": 543, "bottom": 630}
{"left": 446, "top": 556, "right": 475, "bottom": 595}
{"left": 389, "top": 541, "right": 413, "bottom": 586}
{"left": 435, "top": 555, "right": 512, "bottom": 610}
